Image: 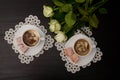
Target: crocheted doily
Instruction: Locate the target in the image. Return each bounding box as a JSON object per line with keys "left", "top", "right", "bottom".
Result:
{"left": 4, "top": 15, "right": 54, "bottom": 64}
{"left": 55, "top": 27, "right": 103, "bottom": 73}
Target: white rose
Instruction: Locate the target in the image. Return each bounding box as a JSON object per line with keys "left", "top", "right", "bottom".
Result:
{"left": 54, "top": 31, "right": 67, "bottom": 42}
{"left": 43, "top": 5, "right": 54, "bottom": 17}
{"left": 49, "top": 19, "right": 61, "bottom": 32}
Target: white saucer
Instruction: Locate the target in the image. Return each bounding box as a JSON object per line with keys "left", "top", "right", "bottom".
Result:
{"left": 13, "top": 24, "right": 45, "bottom": 56}
{"left": 65, "top": 34, "right": 96, "bottom": 66}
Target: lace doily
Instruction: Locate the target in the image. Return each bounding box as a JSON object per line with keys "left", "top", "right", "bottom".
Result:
{"left": 55, "top": 27, "right": 103, "bottom": 73}
{"left": 4, "top": 15, "right": 54, "bottom": 64}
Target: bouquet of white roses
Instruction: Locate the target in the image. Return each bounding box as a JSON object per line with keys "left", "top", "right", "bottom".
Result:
{"left": 43, "top": 0, "right": 107, "bottom": 42}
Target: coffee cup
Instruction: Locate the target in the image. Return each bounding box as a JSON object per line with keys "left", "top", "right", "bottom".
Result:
{"left": 73, "top": 37, "right": 95, "bottom": 56}
{"left": 22, "top": 29, "right": 44, "bottom": 47}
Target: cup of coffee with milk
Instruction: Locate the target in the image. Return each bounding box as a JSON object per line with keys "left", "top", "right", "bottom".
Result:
{"left": 73, "top": 35, "right": 95, "bottom": 56}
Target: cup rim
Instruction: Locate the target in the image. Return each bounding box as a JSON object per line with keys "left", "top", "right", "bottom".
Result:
{"left": 22, "top": 29, "right": 40, "bottom": 48}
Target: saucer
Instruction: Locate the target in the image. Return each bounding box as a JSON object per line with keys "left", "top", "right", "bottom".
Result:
{"left": 65, "top": 34, "right": 96, "bottom": 66}
{"left": 13, "top": 24, "right": 45, "bottom": 56}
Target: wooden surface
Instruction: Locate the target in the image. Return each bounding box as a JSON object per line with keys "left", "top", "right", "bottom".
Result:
{"left": 0, "top": 0, "right": 117, "bottom": 80}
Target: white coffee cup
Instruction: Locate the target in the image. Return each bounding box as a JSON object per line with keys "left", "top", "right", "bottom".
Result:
{"left": 22, "top": 29, "right": 44, "bottom": 47}
{"left": 73, "top": 36, "right": 95, "bottom": 57}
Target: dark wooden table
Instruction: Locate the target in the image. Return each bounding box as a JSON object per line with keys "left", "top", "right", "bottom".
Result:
{"left": 0, "top": 0, "right": 117, "bottom": 80}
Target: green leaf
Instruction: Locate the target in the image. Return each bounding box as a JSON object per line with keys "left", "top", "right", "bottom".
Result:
{"left": 78, "top": 7, "right": 88, "bottom": 16}
{"left": 99, "top": 8, "right": 108, "bottom": 14}
{"left": 53, "top": 12, "right": 65, "bottom": 23}
{"left": 52, "top": 0, "right": 64, "bottom": 6}
{"left": 60, "top": 4, "right": 72, "bottom": 12}
{"left": 85, "top": 0, "right": 89, "bottom": 10}
{"left": 89, "top": 14, "right": 99, "bottom": 28}
{"left": 75, "top": 0, "right": 85, "bottom": 3}
{"left": 62, "top": 24, "right": 71, "bottom": 33}
{"left": 88, "top": 0, "right": 108, "bottom": 13}
{"left": 62, "top": 24, "right": 74, "bottom": 38}
{"left": 66, "top": 27, "right": 75, "bottom": 39}
{"left": 81, "top": 15, "right": 89, "bottom": 22}
{"left": 90, "top": 0, "right": 93, "bottom": 5}
{"left": 65, "top": 11, "right": 76, "bottom": 27}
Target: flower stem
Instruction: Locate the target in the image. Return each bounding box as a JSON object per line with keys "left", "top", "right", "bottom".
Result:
{"left": 53, "top": 7, "right": 59, "bottom": 11}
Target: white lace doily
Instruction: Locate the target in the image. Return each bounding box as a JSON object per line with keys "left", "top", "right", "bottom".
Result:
{"left": 55, "top": 27, "right": 103, "bottom": 73}
{"left": 4, "top": 15, "right": 54, "bottom": 64}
